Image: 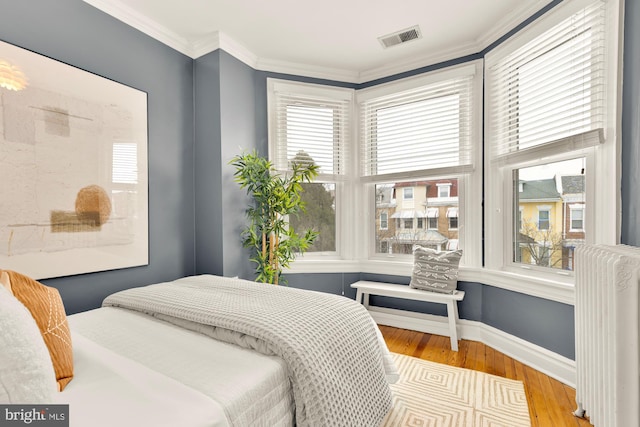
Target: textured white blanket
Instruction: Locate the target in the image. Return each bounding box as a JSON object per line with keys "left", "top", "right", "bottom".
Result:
{"left": 103, "top": 275, "right": 394, "bottom": 427}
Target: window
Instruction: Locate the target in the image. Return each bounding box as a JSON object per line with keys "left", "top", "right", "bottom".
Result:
{"left": 570, "top": 207, "right": 584, "bottom": 231}
{"left": 537, "top": 209, "right": 550, "bottom": 231}
{"left": 428, "top": 217, "right": 438, "bottom": 230}
{"left": 379, "top": 211, "right": 388, "bottom": 230}
{"left": 437, "top": 183, "right": 451, "bottom": 198}
{"left": 289, "top": 183, "right": 337, "bottom": 252}
{"left": 403, "top": 218, "right": 413, "bottom": 229}
{"left": 361, "top": 62, "right": 482, "bottom": 267}
{"left": 403, "top": 187, "right": 414, "bottom": 200}
{"left": 513, "top": 159, "right": 586, "bottom": 271}
{"left": 485, "top": 0, "right": 619, "bottom": 289}
{"left": 268, "top": 79, "right": 352, "bottom": 255}
{"left": 446, "top": 207, "right": 458, "bottom": 230}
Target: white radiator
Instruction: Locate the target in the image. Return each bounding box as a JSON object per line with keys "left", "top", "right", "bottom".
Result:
{"left": 574, "top": 244, "right": 640, "bottom": 427}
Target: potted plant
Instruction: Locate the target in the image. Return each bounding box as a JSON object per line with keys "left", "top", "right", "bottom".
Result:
{"left": 231, "top": 150, "right": 319, "bottom": 285}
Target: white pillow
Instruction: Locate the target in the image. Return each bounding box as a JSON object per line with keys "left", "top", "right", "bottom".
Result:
{"left": 409, "top": 245, "right": 462, "bottom": 294}
{"left": 0, "top": 284, "right": 57, "bottom": 403}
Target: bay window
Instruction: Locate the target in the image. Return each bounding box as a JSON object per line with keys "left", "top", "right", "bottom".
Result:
{"left": 264, "top": 0, "right": 621, "bottom": 303}
{"left": 268, "top": 61, "right": 482, "bottom": 274}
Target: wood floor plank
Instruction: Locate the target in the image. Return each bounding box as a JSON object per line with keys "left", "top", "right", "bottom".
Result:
{"left": 538, "top": 373, "right": 570, "bottom": 425}
{"left": 380, "top": 326, "right": 588, "bottom": 427}
{"left": 502, "top": 353, "right": 517, "bottom": 381}
{"left": 522, "top": 365, "right": 555, "bottom": 426}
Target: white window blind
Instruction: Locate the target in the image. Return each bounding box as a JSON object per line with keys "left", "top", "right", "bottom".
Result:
{"left": 359, "top": 73, "right": 474, "bottom": 180}
{"left": 488, "top": 0, "right": 606, "bottom": 163}
{"left": 270, "top": 82, "right": 351, "bottom": 178}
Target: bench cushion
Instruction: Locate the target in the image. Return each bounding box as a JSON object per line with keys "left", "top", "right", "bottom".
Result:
{"left": 409, "top": 246, "right": 462, "bottom": 294}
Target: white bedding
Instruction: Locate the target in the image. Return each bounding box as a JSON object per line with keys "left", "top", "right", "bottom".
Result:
{"left": 103, "top": 275, "right": 396, "bottom": 426}
{"left": 59, "top": 307, "right": 294, "bottom": 427}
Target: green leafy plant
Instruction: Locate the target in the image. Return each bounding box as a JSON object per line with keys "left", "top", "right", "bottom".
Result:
{"left": 231, "top": 150, "right": 319, "bottom": 285}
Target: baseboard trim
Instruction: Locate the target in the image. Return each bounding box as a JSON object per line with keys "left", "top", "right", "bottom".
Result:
{"left": 368, "top": 306, "right": 576, "bottom": 387}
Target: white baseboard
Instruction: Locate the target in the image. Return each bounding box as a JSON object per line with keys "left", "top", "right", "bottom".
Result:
{"left": 368, "top": 306, "right": 576, "bottom": 387}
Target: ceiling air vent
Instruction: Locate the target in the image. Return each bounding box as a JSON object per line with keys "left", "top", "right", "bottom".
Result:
{"left": 378, "top": 25, "right": 422, "bottom": 49}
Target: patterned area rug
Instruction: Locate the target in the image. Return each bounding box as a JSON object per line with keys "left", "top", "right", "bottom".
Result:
{"left": 382, "top": 353, "right": 531, "bottom": 426}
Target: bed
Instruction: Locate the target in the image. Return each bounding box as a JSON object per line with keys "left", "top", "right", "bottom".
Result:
{"left": 0, "top": 272, "right": 398, "bottom": 427}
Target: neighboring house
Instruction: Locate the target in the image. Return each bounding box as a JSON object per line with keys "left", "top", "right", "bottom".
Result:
{"left": 516, "top": 178, "right": 563, "bottom": 268}
{"left": 376, "top": 180, "right": 459, "bottom": 254}
{"left": 559, "top": 175, "right": 586, "bottom": 270}
{"left": 375, "top": 184, "right": 396, "bottom": 254}
{"left": 517, "top": 175, "right": 586, "bottom": 270}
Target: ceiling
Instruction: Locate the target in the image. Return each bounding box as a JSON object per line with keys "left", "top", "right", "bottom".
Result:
{"left": 83, "top": 0, "right": 553, "bottom": 83}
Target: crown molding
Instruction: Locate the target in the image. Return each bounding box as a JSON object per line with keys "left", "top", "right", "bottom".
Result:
{"left": 189, "top": 32, "right": 221, "bottom": 60}
{"left": 255, "top": 57, "right": 361, "bottom": 83}
{"left": 357, "top": 40, "right": 481, "bottom": 84}
{"left": 84, "top": 0, "right": 553, "bottom": 83}
{"left": 477, "top": 0, "right": 555, "bottom": 49}
{"left": 191, "top": 31, "right": 259, "bottom": 66}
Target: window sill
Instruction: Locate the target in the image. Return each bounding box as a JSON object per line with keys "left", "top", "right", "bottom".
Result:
{"left": 285, "top": 258, "right": 575, "bottom": 305}
{"left": 462, "top": 268, "right": 575, "bottom": 305}
{"left": 284, "top": 258, "right": 362, "bottom": 274}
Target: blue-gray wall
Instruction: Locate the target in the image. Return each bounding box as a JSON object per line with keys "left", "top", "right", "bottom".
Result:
{"left": 622, "top": 0, "right": 640, "bottom": 245}
{"left": 194, "top": 50, "right": 223, "bottom": 277}
{"left": 0, "top": 0, "right": 636, "bottom": 361}
{"left": 0, "top": 0, "right": 196, "bottom": 313}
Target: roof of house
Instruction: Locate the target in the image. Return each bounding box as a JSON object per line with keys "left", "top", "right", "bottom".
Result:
{"left": 375, "top": 185, "right": 395, "bottom": 206}
{"left": 518, "top": 179, "right": 561, "bottom": 201}
{"left": 561, "top": 175, "right": 585, "bottom": 194}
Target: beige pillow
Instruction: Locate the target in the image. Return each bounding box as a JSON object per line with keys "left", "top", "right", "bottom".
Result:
{"left": 3, "top": 270, "right": 74, "bottom": 391}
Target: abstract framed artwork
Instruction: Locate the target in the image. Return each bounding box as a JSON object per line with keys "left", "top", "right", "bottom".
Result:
{"left": 0, "top": 39, "right": 148, "bottom": 280}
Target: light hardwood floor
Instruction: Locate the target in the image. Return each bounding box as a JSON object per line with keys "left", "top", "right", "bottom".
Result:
{"left": 379, "top": 325, "right": 592, "bottom": 427}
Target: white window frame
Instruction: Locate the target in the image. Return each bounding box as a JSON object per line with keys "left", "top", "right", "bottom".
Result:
{"left": 569, "top": 205, "right": 585, "bottom": 231}
{"left": 360, "top": 62, "right": 483, "bottom": 275}
{"left": 379, "top": 211, "right": 388, "bottom": 230}
{"left": 483, "top": 0, "right": 621, "bottom": 303}
{"left": 267, "top": 79, "right": 356, "bottom": 267}
{"left": 537, "top": 206, "right": 551, "bottom": 231}
{"left": 437, "top": 183, "right": 452, "bottom": 198}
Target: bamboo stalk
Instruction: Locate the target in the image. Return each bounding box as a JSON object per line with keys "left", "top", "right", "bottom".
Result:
{"left": 268, "top": 232, "right": 275, "bottom": 283}
{"left": 273, "top": 234, "right": 280, "bottom": 285}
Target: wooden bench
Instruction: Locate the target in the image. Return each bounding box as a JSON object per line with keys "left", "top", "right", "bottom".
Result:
{"left": 351, "top": 280, "right": 465, "bottom": 351}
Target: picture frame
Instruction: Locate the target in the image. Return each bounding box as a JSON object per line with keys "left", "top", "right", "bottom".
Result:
{"left": 0, "top": 39, "right": 148, "bottom": 280}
